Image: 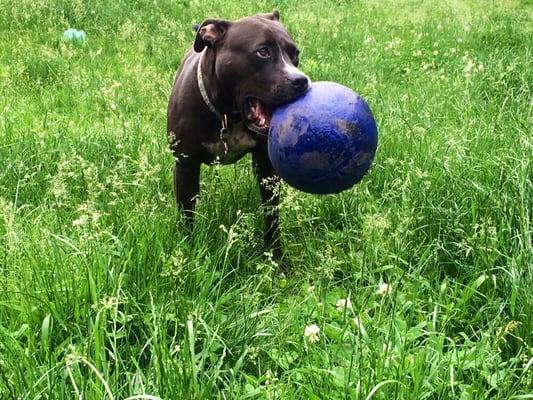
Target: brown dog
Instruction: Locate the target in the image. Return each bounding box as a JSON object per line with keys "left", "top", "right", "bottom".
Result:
{"left": 167, "top": 10, "right": 309, "bottom": 267}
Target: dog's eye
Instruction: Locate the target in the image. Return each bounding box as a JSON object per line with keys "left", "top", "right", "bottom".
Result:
{"left": 256, "top": 47, "right": 271, "bottom": 58}
{"left": 293, "top": 53, "right": 300, "bottom": 66}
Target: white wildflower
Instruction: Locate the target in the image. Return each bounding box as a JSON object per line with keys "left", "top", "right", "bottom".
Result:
{"left": 264, "top": 369, "right": 278, "bottom": 385}
{"left": 377, "top": 283, "right": 392, "bottom": 296}
{"left": 304, "top": 324, "right": 320, "bottom": 343}
{"left": 72, "top": 215, "right": 88, "bottom": 227}
{"left": 336, "top": 298, "right": 352, "bottom": 312}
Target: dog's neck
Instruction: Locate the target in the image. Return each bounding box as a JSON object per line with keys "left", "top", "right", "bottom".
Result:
{"left": 198, "top": 48, "right": 237, "bottom": 117}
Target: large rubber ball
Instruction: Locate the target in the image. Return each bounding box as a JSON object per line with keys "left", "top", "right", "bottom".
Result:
{"left": 268, "top": 81, "right": 378, "bottom": 194}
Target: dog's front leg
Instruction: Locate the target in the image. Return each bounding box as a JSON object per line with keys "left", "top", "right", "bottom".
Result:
{"left": 251, "top": 149, "right": 286, "bottom": 269}
{"left": 173, "top": 161, "right": 201, "bottom": 228}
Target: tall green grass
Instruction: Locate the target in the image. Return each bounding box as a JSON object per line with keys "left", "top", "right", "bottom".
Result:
{"left": 0, "top": 0, "right": 531, "bottom": 398}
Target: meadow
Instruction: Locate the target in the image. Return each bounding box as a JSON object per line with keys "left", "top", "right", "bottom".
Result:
{"left": 0, "top": 0, "right": 532, "bottom": 398}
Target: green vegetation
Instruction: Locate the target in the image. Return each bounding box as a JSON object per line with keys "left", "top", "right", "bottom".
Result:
{"left": 0, "top": 0, "right": 531, "bottom": 398}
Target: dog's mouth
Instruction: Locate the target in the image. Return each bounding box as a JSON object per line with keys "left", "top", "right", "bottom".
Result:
{"left": 243, "top": 97, "right": 274, "bottom": 135}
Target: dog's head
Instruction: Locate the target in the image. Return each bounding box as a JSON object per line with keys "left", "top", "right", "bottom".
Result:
{"left": 194, "top": 10, "right": 309, "bottom": 135}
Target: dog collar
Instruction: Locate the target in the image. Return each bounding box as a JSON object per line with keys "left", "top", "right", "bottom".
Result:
{"left": 197, "top": 49, "right": 231, "bottom": 149}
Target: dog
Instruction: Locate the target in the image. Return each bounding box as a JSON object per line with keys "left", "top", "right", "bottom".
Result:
{"left": 167, "top": 10, "right": 309, "bottom": 269}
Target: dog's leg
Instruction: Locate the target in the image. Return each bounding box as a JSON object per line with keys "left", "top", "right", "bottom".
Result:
{"left": 173, "top": 161, "right": 201, "bottom": 227}
{"left": 251, "top": 150, "right": 287, "bottom": 270}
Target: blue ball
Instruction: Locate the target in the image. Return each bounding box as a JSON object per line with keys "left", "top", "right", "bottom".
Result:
{"left": 268, "top": 81, "right": 378, "bottom": 194}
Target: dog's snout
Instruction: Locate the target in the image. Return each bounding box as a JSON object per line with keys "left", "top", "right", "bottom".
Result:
{"left": 291, "top": 75, "right": 309, "bottom": 91}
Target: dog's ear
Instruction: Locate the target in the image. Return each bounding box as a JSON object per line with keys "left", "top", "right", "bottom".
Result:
{"left": 258, "top": 9, "right": 280, "bottom": 21}
{"left": 194, "top": 19, "right": 232, "bottom": 52}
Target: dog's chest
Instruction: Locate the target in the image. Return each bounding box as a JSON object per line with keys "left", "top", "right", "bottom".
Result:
{"left": 201, "top": 122, "right": 257, "bottom": 164}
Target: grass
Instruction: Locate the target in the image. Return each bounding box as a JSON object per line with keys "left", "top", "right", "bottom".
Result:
{"left": 0, "top": 0, "right": 532, "bottom": 398}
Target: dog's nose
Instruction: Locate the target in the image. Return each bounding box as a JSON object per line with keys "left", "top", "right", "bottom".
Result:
{"left": 291, "top": 75, "right": 309, "bottom": 91}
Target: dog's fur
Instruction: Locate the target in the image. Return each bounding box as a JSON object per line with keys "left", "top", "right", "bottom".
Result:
{"left": 167, "top": 11, "right": 309, "bottom": 267}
